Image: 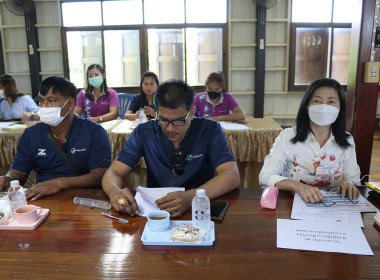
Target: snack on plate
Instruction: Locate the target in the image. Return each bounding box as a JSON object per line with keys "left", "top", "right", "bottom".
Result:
{"left": 171, "top": 224, "right": 203, "bottom": 243}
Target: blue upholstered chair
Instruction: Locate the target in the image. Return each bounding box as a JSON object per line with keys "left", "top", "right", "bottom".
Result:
{"left": 117, "top": 93, "right": 134, "bottom": 119}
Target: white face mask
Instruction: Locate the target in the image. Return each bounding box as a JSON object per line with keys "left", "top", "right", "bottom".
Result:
{"left": 0, "top": 90, "right": 4, "bottom": 98}
{"left": 38, "top": 99, "right": 70, "bottom": 127}
{"left": 308, "top": 104, "right": 340, "bottom": 126}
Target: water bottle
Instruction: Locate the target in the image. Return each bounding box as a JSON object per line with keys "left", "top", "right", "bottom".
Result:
{"left": 8, "top": 180, "right": 27, "bottom": 213}
{"left": 73, "top": 197, "right": 111, "bottom": 210}
{"left": 139, "top": 110, "right": 147, "bottom": 123}
{"left": 192, "top": 189, "right": 211, "bottom": 232}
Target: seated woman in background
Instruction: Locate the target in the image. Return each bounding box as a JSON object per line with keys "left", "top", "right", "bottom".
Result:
{"left": 259, "top": 78, "right": 360, "bottom": 203}
{"left": 124, "top": 71, "right": 158, "bottom": 120}
{"left": 193, "top": 72, "right": 245, "bottom": 121}
{"left": 74, "top": 64, "right": 119, "bottom": 123}
{"left": 0, "top": 75, "right": 39, "bottom": 121}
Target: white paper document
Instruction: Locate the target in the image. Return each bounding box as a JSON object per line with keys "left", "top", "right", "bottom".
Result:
{"left": 135, "top": 186, "right": 185, "bottom": 217}
{"left": 218, "top": 121, "right": 249, "bottom": 130}
{"left": 0, "top": 122, "right": 13, "bottom": 129}
{"left": 291, "top": 193, "right": 376, "bottom": 227}
{"left": 277, "top": 219, "right": 374, "bottom": 255}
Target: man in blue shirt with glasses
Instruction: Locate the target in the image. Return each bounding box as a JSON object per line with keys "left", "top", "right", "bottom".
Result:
{"left": 102, "top": 79, "right": 240, "bottom": 218}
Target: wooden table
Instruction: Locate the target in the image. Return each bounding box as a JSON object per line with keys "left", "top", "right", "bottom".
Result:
{"left": 0, "top": 188, "right": 379, "bottom": 279}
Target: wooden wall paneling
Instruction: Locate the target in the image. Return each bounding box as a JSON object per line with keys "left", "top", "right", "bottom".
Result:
{"left": 264, "top": 94, "right": 274, "bottom": 115}
{"left": 235, "top": 95, "right": 254, "bottom": 115}
{"left": 4, "top": 28, "right": 26, "bottom": 49}
{"left": 14, "top": 75, "right": 32, "bottom": 95}
{"left": 286, "top": 92, "right": 303, "bottom": 115}
{"left": 273, "top": 94, "right": 289, "bottom": 115}
{"left": 231, "top": 47, "right": 255, "bottom": 68}
{"left": 254, "top": 4, "right": 265, "bottom": 117}
{"left": 231, "top": 22, "right": 256, "bottom": 44}
{"left": 230, "top": 0, "right": 256, "bottom": 19}
{"left": 35, "top": 0, "right": 63, "bottom": 81}
{"left": 0, "top": 6, "right": 24, "bottom": 25}
{"left": 40, "top": 52, "right": 62, "bottom": 73}
{"left": 26, "top": 8, "right": 42, "bottom": 97}
{"left": 35, "top": 1, "right": 58, "bottom": 25}
{"left": 266, "top": 0, "right": 288, "bottom": 19}
{"left": 231, "top": 70, "right": 255, "bottom": 92}
{"left": 37, "top": 27, "right": 61, "bottom": 48}
{"left": 266, "top": 22, "right": 287, "bottom": 44}
{"left": 7, "top": 52, "right": 29, "bottom": 73}
{"left": 346, "top": 0, "right": 379, "bottom": 178}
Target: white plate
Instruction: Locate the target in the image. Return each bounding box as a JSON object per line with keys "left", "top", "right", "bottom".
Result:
{"left": 141, "top": 220, "right": 215, "bottom": 246}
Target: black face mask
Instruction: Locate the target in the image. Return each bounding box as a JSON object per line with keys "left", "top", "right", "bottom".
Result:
{"left": 207, "top": 91, "right": 221, "bottom": 99}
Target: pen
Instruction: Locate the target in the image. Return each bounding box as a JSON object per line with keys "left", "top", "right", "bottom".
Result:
{"left": 101, "top": 212, "right": 129, "bottom": 223}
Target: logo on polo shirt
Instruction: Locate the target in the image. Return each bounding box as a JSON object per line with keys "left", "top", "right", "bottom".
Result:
{"left": 186, "top": 154, "right": 204, "bottom": 161}
{"left": 71, "top": 148, "right": 86, "bottom": 154}
{"left": 38, "top": 149, "right": 46, "bottom": 156}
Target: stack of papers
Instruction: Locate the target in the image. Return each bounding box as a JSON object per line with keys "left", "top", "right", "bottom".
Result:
{"left": 291, "top": 192, "right": 377, "bottom": 227}
{"left": 218, "top": 121, "right": 249, "bottom": 130}
{"left": 276, "top": 191, "right": 377, "bottom": 255}
{"left": 1, "top": 123, "right": 27, "bottom": 131}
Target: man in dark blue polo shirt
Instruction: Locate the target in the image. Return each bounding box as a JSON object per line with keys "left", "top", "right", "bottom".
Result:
{"left": 0, "top": 76, "right": 111, "bottom": 200}
{"left": 102, "top": 80, "right": 240, "bottom": 218}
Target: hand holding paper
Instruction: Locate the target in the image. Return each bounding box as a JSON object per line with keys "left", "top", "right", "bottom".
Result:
{"left": 135, "top": 186, "right": 185, "bottom": 217}
{"left": 155, "top": 190, "right": 193, "bottom": 218}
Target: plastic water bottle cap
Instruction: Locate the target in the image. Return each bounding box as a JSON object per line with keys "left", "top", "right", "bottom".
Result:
{"left": 10, "top": 180, "right": 20, "bottom": 187}
{"left": 196, "top": 189, "right": 206, "bottom": 197}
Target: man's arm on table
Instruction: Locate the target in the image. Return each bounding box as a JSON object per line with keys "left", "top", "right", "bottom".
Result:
{"left": 0, "top": 169, "right": 30, "bottom": 191}
{"left": 155, "top": 161, "right": 240, "bottom": 218}
{"left": 25, "top": 168, "right": 107, "bottom": 200}
{"left": 102, "top": 160, "right": 140, "bottom": 216}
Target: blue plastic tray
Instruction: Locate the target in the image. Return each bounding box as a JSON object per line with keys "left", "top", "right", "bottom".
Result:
{"left": 141, "top": 220, "right": 215, "bottom": 246}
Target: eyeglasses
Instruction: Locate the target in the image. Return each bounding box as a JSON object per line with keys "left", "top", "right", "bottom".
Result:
{"left": 172, "top": 148, "right": 185, "bottom": 176}
{"left": 156, "top": 110, "right": 191, "bottom": 127}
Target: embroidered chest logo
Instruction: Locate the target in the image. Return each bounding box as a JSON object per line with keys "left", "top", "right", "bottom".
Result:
{"left": 186, "top": 154, "right": 204, "bottom": 161}
{"left": 71, "top": 148, "right": 86, "bottom": 154}
{"left": 38, "top": 149, "right": 46, "bottom": 156}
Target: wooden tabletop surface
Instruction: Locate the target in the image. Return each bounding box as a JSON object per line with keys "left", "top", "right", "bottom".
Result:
{"left": 0, "top": 188, "right": 379, "bottom": 280}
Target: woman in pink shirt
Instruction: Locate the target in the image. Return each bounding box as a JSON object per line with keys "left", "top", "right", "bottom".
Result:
{"left": 193, "top": 72, "right": 245, "bottom": 121}
{"left": 74, "top": 64, "right": 119, "bottom": 123}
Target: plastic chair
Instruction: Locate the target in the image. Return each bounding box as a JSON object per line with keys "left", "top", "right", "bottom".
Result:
{"left": 117, "top": 93, "right": 134, "bottom": 119}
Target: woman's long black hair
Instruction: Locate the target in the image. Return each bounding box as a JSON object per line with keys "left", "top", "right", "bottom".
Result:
{"left": 291, "top": 78, "right": 351, "bottom": 149}
{"left": 139, "top": 71, "right": 159, "bottom": 108}
{"left": 85, "top": 64, "right": 110, "bottom": 101}
{"left": 0, "top": 75, "right": 23, "bottom": 102}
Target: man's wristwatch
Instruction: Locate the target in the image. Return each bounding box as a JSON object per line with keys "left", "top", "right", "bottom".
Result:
{"left": 99, "top": 117, "right": 103, "bottom": 122}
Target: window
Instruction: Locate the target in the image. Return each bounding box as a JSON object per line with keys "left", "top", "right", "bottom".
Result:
{"left": 61, "top": 0, "right": 227, "bottom": 90}
{"left": 289, "top": 0, "right": 355, "bottom": 90}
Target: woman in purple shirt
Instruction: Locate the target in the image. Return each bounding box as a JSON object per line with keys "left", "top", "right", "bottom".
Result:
{"left": 193, "top": 72, "right": 245, "bottom": 121}
{"left": 74, "top": 64, "right": 119, "bottom": 123}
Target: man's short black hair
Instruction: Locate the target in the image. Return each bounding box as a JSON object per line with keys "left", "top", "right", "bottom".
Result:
{"left": 154, "top": 79, "right": 194, "bottom": 111}
{"left": 39, "top": 76, "right": 77, "bottom": 101}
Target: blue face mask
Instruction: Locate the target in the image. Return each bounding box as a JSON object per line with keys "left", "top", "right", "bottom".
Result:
{"left": 89, "top": 77, "right": 103, "bottom": 88}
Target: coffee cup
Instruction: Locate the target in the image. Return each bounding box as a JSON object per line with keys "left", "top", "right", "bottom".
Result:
{"left": 14, "top": 205, "right": 42, "bottom": 224}
{"left": 147, "top": 210, "right": 170, "bottom": 232}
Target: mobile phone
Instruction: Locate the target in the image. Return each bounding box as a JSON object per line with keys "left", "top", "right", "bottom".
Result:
{"left": 211, "top": 201, "right": 228, "bottom": 221}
